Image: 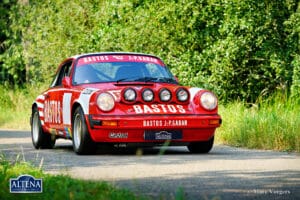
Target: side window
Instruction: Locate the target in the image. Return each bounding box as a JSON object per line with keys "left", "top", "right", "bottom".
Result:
{"left": 51, "top": 61, "right": 73, "bottom": 87}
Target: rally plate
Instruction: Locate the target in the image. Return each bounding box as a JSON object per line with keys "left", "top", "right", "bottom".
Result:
{"left": 144, "top": 130, "right": 182, "bottom": 140}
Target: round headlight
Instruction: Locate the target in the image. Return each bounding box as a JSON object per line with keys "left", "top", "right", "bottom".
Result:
{"left": 97, "top": 92, "right": 115, "bottom": 111}
{"left": 142, "top": 89, "right": 154, "bottom": 102}
{"left": 124, "top": 88, "right": 136, "bottom": 102}
{"left": 159, "top": 88, "right": 171, "bottom": 102}
{"left": 200, "top": 92, "right": 217, "bottom": 110}
{"left": 176, "top": 88, "right": 189, "bottom": 102}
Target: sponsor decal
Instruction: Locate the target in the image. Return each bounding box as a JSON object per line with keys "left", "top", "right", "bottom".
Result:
{"left": 127, "top": 55, "right": 161, "bottom": 64}
{"left": 133, "top": 104, "right": 186, "bottom": 114}
{"left": 109, "top": 132, "right": 128, "bottom": 139}
{"left": 82, "top": 88, "right": 95, "bottom": 95}
{"left": 112, "top": 55, "right": 124, "bottom": 60}
{"left": 64, "top": 127, "right": 72, "bottom": 138}
{"left": 77, "top": 55, "right": 164, "bottom": 66}
{"left": 107, "top": 90, "right": 122, "bottom": 101}
{"left": 58, "top": 131, "right": 64, "bottom": 136}
{"left": 82, "top": 55, "right": 109, "bottom": 63}
{"left": 10, "top": 175, "right": 42, "bottom": 193}
{"left": 143, "top": 119, "right": 188, "bottom": 127}
{"left": 44, "top": 100, "right": 61, "bottom": 124}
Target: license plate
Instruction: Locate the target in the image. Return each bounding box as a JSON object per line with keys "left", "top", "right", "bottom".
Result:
{"left": 144, "top": 130, "right": 182, "bottom": 140}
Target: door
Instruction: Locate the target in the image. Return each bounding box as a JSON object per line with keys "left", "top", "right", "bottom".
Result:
{"left": 43, "top": 60, "right": 73, "bottom": 133}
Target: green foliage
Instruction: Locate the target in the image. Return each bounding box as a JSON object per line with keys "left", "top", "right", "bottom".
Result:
{"left": 291, "top": 55, "right": 300, "bottom": 102}
{"left": 0, "top": 0, "right": 26, "bottom": 85}
{"left": 0, "top": 155, "right": 141, "bottom": 200}
{"left": 0, "top": 0, "right": 13, "bottom": 52}
{"left": 0, "top": 0, "right": 19, "bottom": 84}
{"left": 0, "top": 87, "right": 14, "bottom": 109}
{"left": 0, "top": 0, "right": 299, "bottom": 102}
{"left": 285, "top": 2, "right": 300, "bottom": 101}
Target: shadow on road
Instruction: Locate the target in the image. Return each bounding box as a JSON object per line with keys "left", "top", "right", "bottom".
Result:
{"left": 113, "top": 169, "right": 300, "bottom": 200}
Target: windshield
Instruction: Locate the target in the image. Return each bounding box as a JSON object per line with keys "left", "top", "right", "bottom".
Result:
{"left": 73, "top": 61, "right": 177, "bottom": 85}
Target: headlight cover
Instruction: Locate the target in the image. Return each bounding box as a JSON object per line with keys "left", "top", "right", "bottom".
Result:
{"left": 200, "top": 92, "right": 217, "bottom": 110}
{"left": 142, "top": 89, "right": 154, "bottom": 102}
{"left": 176, "top": 88, "right": 189, "bottom": 102}
{"left": 159, "top": 88, "right": 171, "bottom": 102}
{"left": 97, "top": 92, "right": 115, "bottom": 112}
{"left": 124, "top": 88, "right": 136, "bottom": 102}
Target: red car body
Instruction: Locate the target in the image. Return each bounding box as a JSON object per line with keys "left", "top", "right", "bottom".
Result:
{"left": 31, "top": 52, "right": 221, "bottom": 154}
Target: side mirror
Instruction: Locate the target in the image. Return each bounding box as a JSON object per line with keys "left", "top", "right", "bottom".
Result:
{"left": 62, "top": 77, "right": 71, "bottom": 88}
{"left": 174, "top": 76, "right": 179, "bottom": 83}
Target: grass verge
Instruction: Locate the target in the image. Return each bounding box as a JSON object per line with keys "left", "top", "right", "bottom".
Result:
{"left": 0, "top": 155, "right": 142, "bottom": 200}
{"left": 216, "top": 93, "right": 300, "bottom": 152}
{"left": 0, "top": 85, "right": 46, "bottom": 130}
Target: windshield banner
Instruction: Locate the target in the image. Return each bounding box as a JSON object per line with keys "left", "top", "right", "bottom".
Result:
{"left": 77, "top": 55, "right": 165, "bottom": 66}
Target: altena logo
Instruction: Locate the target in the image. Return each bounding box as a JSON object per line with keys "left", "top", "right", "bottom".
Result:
{"left": 10, "top": 175, "right": 43, "bottom": 193}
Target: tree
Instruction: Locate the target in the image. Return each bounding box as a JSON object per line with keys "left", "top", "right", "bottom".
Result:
{"left": 1, "top": 0, "right": 299, "bottom": 103}
{"left": 0, "top": 0, "right": 25, "bottom": 86}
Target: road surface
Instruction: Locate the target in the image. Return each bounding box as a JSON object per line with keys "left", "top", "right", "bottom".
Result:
{"left": 0, "top": 130, "right": 299, "bottom": 199}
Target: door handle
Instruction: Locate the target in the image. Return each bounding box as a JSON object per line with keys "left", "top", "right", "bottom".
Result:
{"left": 44, "top": 94, "right": 50, "bottom": 99}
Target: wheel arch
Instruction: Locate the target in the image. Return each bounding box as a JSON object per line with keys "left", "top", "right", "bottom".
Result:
{"left": 31, "top": 102, "right": 38, "bottom": 111}
{"left": 71, "top": 102, "right": 83, "bottom": 122}
{"left": 30, "top": 103, "right": 38, "bottom": 125}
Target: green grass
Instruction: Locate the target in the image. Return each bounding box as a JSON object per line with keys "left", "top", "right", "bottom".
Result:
{"left": 216, "top": 93, "right": 300, "bottom": 152}
{"left": 0, "top": 155, "right": 142, "bottom": 200}
{"left": 0, "top": 85, "right": 46, "bottom": 130}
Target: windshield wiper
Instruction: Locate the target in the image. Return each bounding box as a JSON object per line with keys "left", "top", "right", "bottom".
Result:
{"left": 151, "top": 77, "right": 177, "bottom": 83}
{"left": 133, "top": 77, "right": 158, "bottom": 82}
{"left": 162, "top": 77, "right": 177, "bottom": 83}
{"left": 116, "top": 76, "right": 177, "bottom": 83}
{"left": 133, "top": 77, "right": 177, "bottom": 83}
{"left": 116, "top": 77, "right": 138, "bottom": 83}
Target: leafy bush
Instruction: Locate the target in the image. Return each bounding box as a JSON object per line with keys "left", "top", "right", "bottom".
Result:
{"left": 0, "top": 0, "right": 299, "bottom": 103}
{"left": 0, "top": 87, "right": 14, "bottom": 109}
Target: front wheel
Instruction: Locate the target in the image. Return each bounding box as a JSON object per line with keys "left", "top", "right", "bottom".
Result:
{"left": 187, "top": 136, "right": 214, "bottom": 154}
{"left": 72, "top": 107, "right": 96, "bottom": 155}
{"left": 31, "top": 107, "right": 55, "bottom": 149}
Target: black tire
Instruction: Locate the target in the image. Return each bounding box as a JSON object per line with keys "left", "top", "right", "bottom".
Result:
{"left": 31, "top": 106, "right": 55, "bottom": 149}
{"left": 187, "top": 136, "right": 214, "bottom": 154}
{"left": 72, "top": 106, "right": 96, "bottom": 155}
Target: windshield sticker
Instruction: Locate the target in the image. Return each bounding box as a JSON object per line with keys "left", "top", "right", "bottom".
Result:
{"left": 77, "top": 55, "right": 164, "bottom": 66}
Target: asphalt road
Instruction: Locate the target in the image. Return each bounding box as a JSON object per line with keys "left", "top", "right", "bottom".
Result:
{"left": 0, "top": 130, "right": 299, "bottom": 200}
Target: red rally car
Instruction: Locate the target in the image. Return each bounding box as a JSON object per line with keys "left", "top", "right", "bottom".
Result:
{"left": 30, "top": 52, "right": 222, "bottom": 154}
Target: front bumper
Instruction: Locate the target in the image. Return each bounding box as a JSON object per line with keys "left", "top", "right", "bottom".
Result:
{"left": 86, "top": 114, "right": 221, "bottom": 143}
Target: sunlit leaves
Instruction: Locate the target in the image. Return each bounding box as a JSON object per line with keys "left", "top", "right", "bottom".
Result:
{"left": 1, "top": 0, "right": 299, "bottom": 103}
